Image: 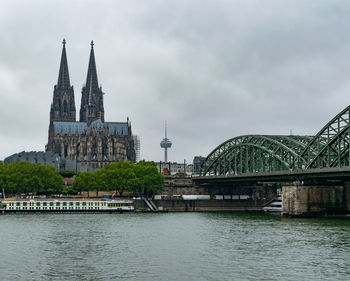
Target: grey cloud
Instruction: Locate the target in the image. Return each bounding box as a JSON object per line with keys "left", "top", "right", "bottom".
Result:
{"left": 1, "top": 0, "right": 350, "bottom": 163}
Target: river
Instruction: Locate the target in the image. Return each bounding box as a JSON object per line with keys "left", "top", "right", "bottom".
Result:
{"left": 0, "top": 212, "right": 349, "bottom": 280}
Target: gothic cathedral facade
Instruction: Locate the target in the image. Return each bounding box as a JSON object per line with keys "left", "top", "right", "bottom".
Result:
{"left": 46, "top": 40, "right": 136, "bottom": 168}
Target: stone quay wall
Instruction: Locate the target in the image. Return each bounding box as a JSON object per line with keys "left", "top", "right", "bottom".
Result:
{"left": 135, "top": 176, "right": 277, "bottom": 212}
{"left": 134, "top": 198, "right": 262, "bottom": 212}
{"left": 282, "top": 182, "right": 350, "bottom": 217}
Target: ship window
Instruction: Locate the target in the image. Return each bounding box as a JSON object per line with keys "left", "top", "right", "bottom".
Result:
{"left": 16, "top": 202, "right": 20, "bottom": 206}
{"left": 56, "top": 202, "right": 60, "bottom": 206}
{"left": 36, "top": 202, "right": 40, "bottom": 206}
{"left": 49, "top": 202, "right": 54, "bottom": 206}
{"left": 23, "top": 202, "right": 27, "bottom": 206}
{"left": 63, "top": 202, "right": 67, "bottom": 206}
{"left": 43, "top": 202, "right": 47, "bottom": 206}
{"left": 76, "top": 202, "right": 80, "bottom": 206}
{"left": 82, "top": 202, "right": 86, "bottom": 206}
{"left": 69, "top": 202, "right": 73, "bottom": 206}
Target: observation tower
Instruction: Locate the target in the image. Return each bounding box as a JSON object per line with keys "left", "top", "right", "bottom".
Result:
{"left": 160, "top": 121, "right": 172, "bottom": 162}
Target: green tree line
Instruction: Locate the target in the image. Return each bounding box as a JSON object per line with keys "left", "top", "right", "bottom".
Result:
{"left": 71, "top": 161, "right": 164, "bottom": 196}
{"left": 0, "top": 160, "right": 163, "bottom": 196}
{"left": 0, "top": 161, "right": 63, "bottom": 195}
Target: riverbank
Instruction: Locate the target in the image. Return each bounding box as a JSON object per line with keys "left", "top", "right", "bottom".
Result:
{"left": 134, "top": 198, "right": 264, "bottom": 212}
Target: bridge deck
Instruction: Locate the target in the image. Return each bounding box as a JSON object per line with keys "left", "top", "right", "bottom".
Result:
{"left": 194, "top": 167, "right": 350, "bottom": 185}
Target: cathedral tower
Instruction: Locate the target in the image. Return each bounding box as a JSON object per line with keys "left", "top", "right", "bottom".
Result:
{"left": 79, "top": 41, "right": 105, "bottom": 122}
{"left": 50, "top": 39, "right": 76, "bottom": 122}
{"left": 47, "top": 40, "right": 136, "bottom": 169}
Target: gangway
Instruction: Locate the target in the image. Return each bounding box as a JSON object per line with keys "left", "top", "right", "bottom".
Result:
{"left": 143, "top": 198, "right": 157, "bottom": 211}
{"left": 149, "top": 199, "right": 158, "bottom": 210}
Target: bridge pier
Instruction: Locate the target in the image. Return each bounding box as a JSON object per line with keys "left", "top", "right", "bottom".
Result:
{"left": 282, "top": 182, "right": 350, "bottom": 217}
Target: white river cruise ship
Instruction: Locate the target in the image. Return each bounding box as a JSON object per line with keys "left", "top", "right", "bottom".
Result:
{"left": 0, "top": 198, "right": 134, "bottom": 214}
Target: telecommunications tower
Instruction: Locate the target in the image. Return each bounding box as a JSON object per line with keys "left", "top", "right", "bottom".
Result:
{"left": 160, "top": 121, "right": 172, "bottom": 162}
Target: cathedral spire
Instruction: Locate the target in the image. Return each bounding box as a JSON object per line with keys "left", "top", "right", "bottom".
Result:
{"left": 87, "top": 71, "right": 96, "bottom": 124}
{"left": 57, "top": 38, "right": 70, "bottom": 90}
{"left": 50, "top": 39, "right": 76, "bottom": 123}
{"left": 85, "top": 40, "right": 99, "bottom": 91}
{"left": 80, "top": 40, "right": 104, "bottom": 122}
{"left": 88, "top": 74, "right": 93, "bottom": 105}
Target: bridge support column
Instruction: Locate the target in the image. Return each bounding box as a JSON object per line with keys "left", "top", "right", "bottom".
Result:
{"left": 282, "top": 182, "right": 350, "bottom": 217}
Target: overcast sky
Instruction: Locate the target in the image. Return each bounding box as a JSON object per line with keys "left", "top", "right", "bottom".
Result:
{"left": 1, "top": 0, "right": 350, "bottom": 163}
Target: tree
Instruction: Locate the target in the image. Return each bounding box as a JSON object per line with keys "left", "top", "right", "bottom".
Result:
{"left": 134, "top": 161, "right": 164, "bottom": 196}
{"left": 0, "top": 161, "right": 63, "bottom": 195}
{"left": 104, "top": 162, "right": 137, "bottom": 196}
{"left": 72, "top": 172, "right": 95, "bottom": 194}
{"left": 46, "top": 160, "right": 165, "bottom": 197}
{"left": 60, "top": 170, "right": 76, "bottom": 178}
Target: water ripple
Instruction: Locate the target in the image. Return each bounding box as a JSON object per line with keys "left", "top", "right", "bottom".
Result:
{"left": 0, "top": 213, "right": 350, "bottom": 280}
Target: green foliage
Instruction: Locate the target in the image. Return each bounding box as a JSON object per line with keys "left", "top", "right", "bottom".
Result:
{"left": 105, "top": 161, "right": 140, "bottom": 195}
{"left": 60, "top": 170, "right": 76, "bottom": 178}
{"left": 72, "top": 161, "right": 164, "bottom": 196}
{"left": 0, "top": 161, "right": 63, "bottom": 195}
{"left": 134, "top": 161, "right": 164, "bottom": 196}
{"left": 0, "top": 161, "right": 164, "bottom": 196}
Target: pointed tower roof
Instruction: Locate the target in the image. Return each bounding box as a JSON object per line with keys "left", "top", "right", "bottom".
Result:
{"left": 57, "top": 39, "right": 71, "bottom": 90}
{"left": 88, "top": 73, "right": 93, "bottom": 105}
{"left": 85, "top": 40, "right": 99, "bottom": 91}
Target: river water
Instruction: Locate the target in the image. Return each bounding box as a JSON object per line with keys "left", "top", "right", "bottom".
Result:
{"left": 0, "top": 212, "right": 349, "bottom": 281}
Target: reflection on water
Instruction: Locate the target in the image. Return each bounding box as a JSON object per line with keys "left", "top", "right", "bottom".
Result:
{"left": 0, "top": 212, "right": 349, "bottom": 281}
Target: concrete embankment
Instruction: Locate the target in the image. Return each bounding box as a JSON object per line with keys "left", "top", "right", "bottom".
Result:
{"left": 135, "top": 176, "right": 277, "bottom": 212}
{"left": 134, "top": 198, "right": 262, "bottom": 212}
{"left": 282, "top": 182, "right": 350, "bottom": 217}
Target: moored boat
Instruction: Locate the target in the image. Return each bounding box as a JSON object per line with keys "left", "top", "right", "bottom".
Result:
{"left": 0, "top": 198, "right": 134, "bottom": 214}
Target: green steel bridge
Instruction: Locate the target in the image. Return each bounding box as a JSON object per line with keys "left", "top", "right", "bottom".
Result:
{"left": 200, "top": 106, "right": 350, "bottom": 177}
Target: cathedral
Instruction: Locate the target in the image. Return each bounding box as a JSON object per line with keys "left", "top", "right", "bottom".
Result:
{"left": 46, "top": 40, "right": 136, "bottom": 169}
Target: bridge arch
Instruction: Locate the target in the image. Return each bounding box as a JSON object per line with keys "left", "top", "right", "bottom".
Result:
{"left": 298, "top": 105, "right": 350, "bottom": 169}
{"left": 200, "top": 106, "right": 350, "bottom": 176}
{"left": 200, "top": 135, "right": 310, "bottom": 176}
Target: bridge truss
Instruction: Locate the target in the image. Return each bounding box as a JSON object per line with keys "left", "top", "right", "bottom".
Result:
{"left": 200, "top": 106, "right": 350, "bottom": 176}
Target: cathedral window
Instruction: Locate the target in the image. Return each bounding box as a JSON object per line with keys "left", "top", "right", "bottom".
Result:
{"left": 55, "top": 143, "right": 60, "bottom": 154}
{"left": 63, "top": 100, "right": 68, "bottom": 113}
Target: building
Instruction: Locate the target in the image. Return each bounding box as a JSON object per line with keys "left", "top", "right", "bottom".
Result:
{"left": 46, "top": 40, "right": 136, "bottom": 169}
{"left": 193, "top": 156, "right": 206, "bottom": 175}
{"left": 156, "top": 162, "right": 193, "bottom": 176}
{"left": 3, "top": 151, "right": 96, "bottom": 172}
